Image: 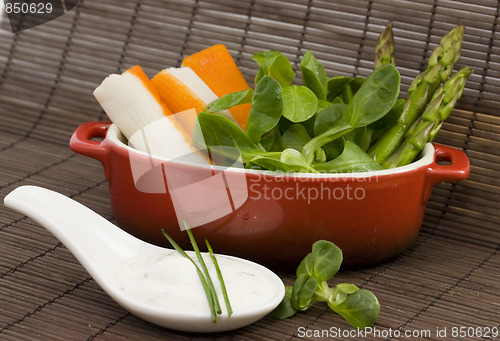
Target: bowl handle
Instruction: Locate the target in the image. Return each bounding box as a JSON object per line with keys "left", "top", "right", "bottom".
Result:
{"left": 70, "top": 121, "right": 111, "bottom": 164}
{"left": 423, "top": 143, "right": 470, "bottom": 201}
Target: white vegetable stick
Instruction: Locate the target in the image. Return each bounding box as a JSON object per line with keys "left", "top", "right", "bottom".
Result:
{"left": 129, "top": 109, "right": 208, "bottom": 165}
{"left": 165, "top": 67, "right": 218, "bottom": 106}
{"left": 93, "top": 70, "right": 168, "bottom": 140}
{"left": 93, "top": 67, "right": 208, "bottom": 164}
{"left": 153, "top": 67, "right": 237, "bottom": 124}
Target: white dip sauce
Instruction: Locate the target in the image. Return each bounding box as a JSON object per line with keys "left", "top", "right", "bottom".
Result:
{"left": 115, "top": 251, "right": 281, "bottom": 315}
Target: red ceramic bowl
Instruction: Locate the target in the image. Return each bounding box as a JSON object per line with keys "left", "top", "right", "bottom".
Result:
{"left": 70, "top": 121, "right": 470, "bottom": 269}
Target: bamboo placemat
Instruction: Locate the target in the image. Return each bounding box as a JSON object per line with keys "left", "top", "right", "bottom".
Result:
{"left": 0, "top": 0, "right": 499, "bottom": 340}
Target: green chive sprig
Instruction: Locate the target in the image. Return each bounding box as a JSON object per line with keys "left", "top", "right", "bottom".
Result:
{"left": 161, "top": 222, "right": 232, "bottom": 323}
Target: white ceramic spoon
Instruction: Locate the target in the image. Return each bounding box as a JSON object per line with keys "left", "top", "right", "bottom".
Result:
{"left": 3, "top": 185, "right": 285, "bottom": 333}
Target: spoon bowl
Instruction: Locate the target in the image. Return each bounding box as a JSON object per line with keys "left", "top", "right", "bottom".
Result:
{"left": 3, "top": 185, "right": 285, "bottom": 333}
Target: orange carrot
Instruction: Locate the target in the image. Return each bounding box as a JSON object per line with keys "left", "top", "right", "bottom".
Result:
{"left": 151, "top": 67, "right": 214, "bottom": 115}
{"left": 182, "top": 44, "right": 251, "bottom": 130}
{"left": 151, "top": 67, "right": 237, "bottom": 124}
{"left": 94, "top": 65, "right": 176, "bottom": 141}
{"left": 94, "top": 66, "right": 207, "bottom": 163}
{"left": 124, "top": 65, "right": 173, "bottom": 117}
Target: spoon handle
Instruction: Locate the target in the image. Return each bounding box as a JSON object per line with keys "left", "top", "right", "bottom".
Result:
{"left": 4, "top": 185, "right": 148, "bottom": 280}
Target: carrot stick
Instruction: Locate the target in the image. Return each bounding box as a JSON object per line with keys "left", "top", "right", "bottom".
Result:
{"left": 182, "top": 44, "right": 251, "bottom": 130}
{"left": 151, "top": 67, "right": 216, "bottom": 115}
{"left": 94, "top": 65, "right": 173, "bottom": 139}
{"left": 94, "top": 65, "right": 209, "bottom": 164}
{"left": 151, "top": 67, "right": 236, "bottom": 124}
{"left": 125, "top": 65, "right": 174, "bottom": 117}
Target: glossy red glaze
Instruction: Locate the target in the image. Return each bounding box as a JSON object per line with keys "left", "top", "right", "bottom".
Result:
{"left": 70, "top": 121, "right": 470, "bottom": 270}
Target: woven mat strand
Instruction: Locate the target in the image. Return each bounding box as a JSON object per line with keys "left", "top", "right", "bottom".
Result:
{"left": 0, "top": 0, "right": 499, "bottom": 340}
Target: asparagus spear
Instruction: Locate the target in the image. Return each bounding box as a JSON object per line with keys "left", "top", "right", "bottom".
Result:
{"left": 369, "top": 24, "right": 465, "bottom": 164}
{"left": 360, "top": 22, "right": 398, "bottom": 150}
{"left": 374, "top": 22, "right": 396, "bottom": 69}
{"left": 382, "top": 66, "right": 473, "bottom": 168}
